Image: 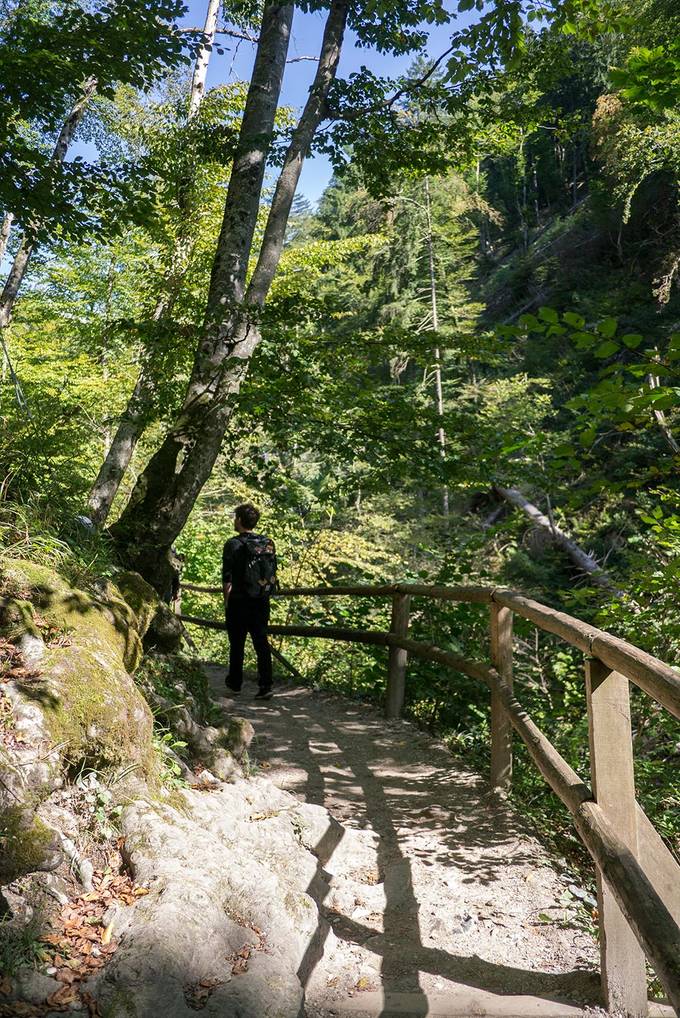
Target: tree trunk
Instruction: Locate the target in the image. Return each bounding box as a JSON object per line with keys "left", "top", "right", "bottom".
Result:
{"left": 493, "top": 484, "right": 625, "bottom": 596}
{"left": 111, "top": 1, "right": 349, "bottom": 594}
{"left": 424, "top": 177, "right": 449, "bottom": 520}
{"left": 0, "top": 77, "right": 97, "bottom": 330}
{"left": 0, "top": 213, "right": 13, "bottom": 263}
{"left": 87, "top": 0, "right": 220, "bottom": 527}
{"left": 189, "top": 0, "right": 220, "bottom": 116}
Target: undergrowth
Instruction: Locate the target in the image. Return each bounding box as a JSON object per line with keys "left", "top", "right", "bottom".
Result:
{"left": 0, "top": 914, "right": 49, "bottom": 976}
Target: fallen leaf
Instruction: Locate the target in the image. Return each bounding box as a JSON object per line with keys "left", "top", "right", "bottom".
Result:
{"left": 0, "top": 977, "right": 11, "bottom": 996}
{"left": 47, "top": 985, "right": 78, "bottom": 1006}
{"left": 101, "top": 922, "right": 114, "bottom": 946}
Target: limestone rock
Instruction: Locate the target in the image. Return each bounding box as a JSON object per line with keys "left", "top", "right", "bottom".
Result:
{"left": 0, "top": 561, "right": 159, "bottom": 784}
{"left": 91, "top": 777, "right": 342, "bottom": 1017}
{"left": 10, "top": 968, "right": 62, "bottom": 1005}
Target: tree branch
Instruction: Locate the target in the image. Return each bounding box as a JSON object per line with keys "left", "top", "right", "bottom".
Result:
{"left": 327, "top": 44, "right": 454, "bottom": 123}
{"left": 247, "top": 0, "right": 350, "bottom": 305}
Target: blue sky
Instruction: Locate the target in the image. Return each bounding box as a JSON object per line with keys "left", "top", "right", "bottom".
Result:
{"left": 182, "top": 1, "right": 465, "bottom": 204}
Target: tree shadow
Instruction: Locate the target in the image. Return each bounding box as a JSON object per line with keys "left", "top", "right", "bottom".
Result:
{"left": 216, "top": 678, "right": 602, "bottom": 1015}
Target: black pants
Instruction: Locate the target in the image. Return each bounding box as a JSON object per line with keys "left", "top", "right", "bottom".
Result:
{"left": 225, "top": 597, "right": 272, "bottom": 691}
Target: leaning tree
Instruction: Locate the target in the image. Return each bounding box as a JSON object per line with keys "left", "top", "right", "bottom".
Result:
{"left": 109, "top": 0, "right": 569, "bottom": 593}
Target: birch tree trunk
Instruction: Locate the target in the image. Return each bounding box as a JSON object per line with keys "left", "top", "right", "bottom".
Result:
{"left": 87, "top": 0, "right": 220, "bottom": 527}
{"left": 0, "top": 77, "right": 97, "bottom": 330}
{"left": 0, "top": 213, "right": 14, "bottom": 263}
{"left": 189, "top": 0, "right": 220, "bottom": 117}
{"left": 424, "top": 177, "right": 449, "bottom": 519}
{"left": 111, "top": 0, "right": 349, "bottom": 593}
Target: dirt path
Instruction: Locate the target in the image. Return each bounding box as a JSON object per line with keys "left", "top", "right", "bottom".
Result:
{"left": 202, "top": 667, "right": 658, "bottom": 1018}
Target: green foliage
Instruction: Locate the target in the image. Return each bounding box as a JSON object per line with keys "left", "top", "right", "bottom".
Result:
{"left": 0, "top": 0, "right": 192, "bottom": 238}
{"left": 0, "top": 914, "right": 49, "bottom": 977}
{"left": 1, "top": 0, "right": 679, "bottom": 873}
{"left": 610, "top": 41, "right": 680, "bottom": 111}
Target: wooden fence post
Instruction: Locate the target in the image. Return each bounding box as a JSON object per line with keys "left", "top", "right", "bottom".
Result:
{"left": 386, "top": 593, "right": 411, "bottom": 719}
{"left": 490, "top": 603, "right": 513, "bottom": 791}
{"left": 586, "top": 657, "right": 647, "bottom": 1018}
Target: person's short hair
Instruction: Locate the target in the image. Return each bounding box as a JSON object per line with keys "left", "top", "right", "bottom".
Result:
{"left": 234, "top": 503, "right": 260, "bottom": 529}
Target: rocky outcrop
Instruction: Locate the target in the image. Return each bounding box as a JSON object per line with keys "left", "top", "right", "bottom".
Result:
{"left": 0, "top": 560, "right": 247, "bottom": 885}
{"left": 89, "top": 776, "right": 378, "bottom": 1018}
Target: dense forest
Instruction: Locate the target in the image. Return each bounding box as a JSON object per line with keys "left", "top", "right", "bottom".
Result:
{"left": 1, "top": 0, "right": 679, "bottom": 980}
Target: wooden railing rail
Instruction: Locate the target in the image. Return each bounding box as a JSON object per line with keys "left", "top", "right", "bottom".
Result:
{"left": 178, "top": 581, "right": 680, "bottom": 1017}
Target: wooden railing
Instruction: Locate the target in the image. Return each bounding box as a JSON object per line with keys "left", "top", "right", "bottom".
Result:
{"left": 179, "top": 581, "right": 680, "bottom": 1018}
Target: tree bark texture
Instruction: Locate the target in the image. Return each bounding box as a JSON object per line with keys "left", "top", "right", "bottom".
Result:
{"left": 0, "top": 77, "right": 97, "bottom": 330}
{"left": 112, "top": 1, "right": 349, "bottom": 593}
{"left": 494, "top": 484, "right": 625, "bottom": 595}
{"left": 0, "top": 213, "right": 14, "bottom": 263}
{"left": 189, "top": 0, "right": 220, "bottom": 117}
{"left": 424, "top": 176, "right": 449, "bottom": 519}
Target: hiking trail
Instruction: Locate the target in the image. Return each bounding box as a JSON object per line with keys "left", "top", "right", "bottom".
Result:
{"left": 203, "top": 666, "right": 671, "bottom": 1018}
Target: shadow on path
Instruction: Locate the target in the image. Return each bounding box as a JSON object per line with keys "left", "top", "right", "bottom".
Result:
{"left": 204, "top": 668, "right": 600, "bottom": 1015}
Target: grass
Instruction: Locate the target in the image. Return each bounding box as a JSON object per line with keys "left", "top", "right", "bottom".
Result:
{"left": 0, "top": 913, "right": 50, "bottom": 977}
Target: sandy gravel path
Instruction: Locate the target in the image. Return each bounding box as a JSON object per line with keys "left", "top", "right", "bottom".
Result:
{"left": 203, "top": 666, "right": 669, "bottom": 1018}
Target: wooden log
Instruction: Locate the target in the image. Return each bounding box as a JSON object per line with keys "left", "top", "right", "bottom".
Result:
{"left": 179, "top": 613, "right": 227, "bottom": 629}
{"left": 636, "top": 804, "right": 680, "bottom": 930}
{"left": 591, "top": 633, "right": 680, "bottom": 722}
{"left": 493, "top": 485, "right": 625, "bottom": 595}
{"left": 390, "top": 634, "right": 492, "bottom": 686}
{"left": 395, "top": 583, "right": 494, "bottom": 603}
{"left": 586, "top": 658, "right": 647, "bottom": 1017}
{"left": 386, "top": 594, "right": 411, "bottom": 719}
{"left": 180, "top": 587, "right": 680, "bottom": 718}
{"left": 490, "top": 667, "right": 680, "bottom": 1014}
{"left": 490, "top": 604, "right": 513, "bottom": 792}
{"left": 180, "top": 615, "right": 493, "bottom": 686}
{"left": 277, "top": 584, "right": 398, "bottom": 597}
{"left": 181, "top": 581, "right": 495, "bottom": 602}
{"left": 488, "top": 670, "right": 591, "bottom": 815}
{"left": 491, "top": 589, "right": 599, "bottom": 654}
{"left": 270, "top": 644, "right": 303, "bottom": 680}
{"left": 574, "top": 801, "right": 680, "bottom": 1017}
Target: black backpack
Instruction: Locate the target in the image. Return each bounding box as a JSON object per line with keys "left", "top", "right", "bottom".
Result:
{"left": 241, "top": 534, "right": 278, "bottom": 598}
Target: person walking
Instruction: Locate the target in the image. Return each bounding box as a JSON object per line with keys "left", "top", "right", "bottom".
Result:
{"left": 222, "top": 503, "right": 278, "bottom": 700}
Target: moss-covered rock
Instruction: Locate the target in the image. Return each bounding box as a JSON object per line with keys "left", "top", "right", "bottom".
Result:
{"left": 0, "top": 561, "right": 143, "bottom": 673}
{"left": 0, "top": 559, "right": 160, "bottom": 783}
{"left": 220, "top": 717, "right": 255, "bottom": 761}
{"left": 114, "top": 571, "right": 158, "bottom": 639}
{"left": 0, "top": 806, "right": 62, "bottom": 883}
{"left": 115, "top": 570, "right": 183, "bottom": 654}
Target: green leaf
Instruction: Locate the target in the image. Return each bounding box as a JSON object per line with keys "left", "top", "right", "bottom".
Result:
{"left": 538, "top": 306, "right": 559, "bottom": 323}
{"left": 563, "top": 311, "right": 585, "bottom": 328}
{"left": 622, "top": 334, "right": 643, "bottom": 349}
{"left": 519, "top": 313, "right": 541, "bottom": 332}
{"left": 597, "top": 317, "right": 618, "bottom": 339}
{"left": 579, "top": 429, "right": 596, "bottom": 446}
{"left": 594, "top": 340, "right": 619, "bottom": 358}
